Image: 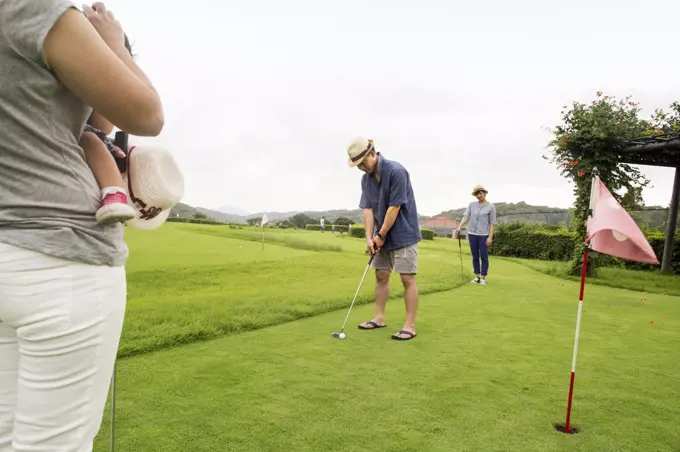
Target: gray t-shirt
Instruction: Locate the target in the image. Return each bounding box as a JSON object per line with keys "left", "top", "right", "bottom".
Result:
{"left": 463, "top": 201, "right": 497, "bottom": 236}
{"left": 0, "top": 0, "right": 128, "bottom": 267}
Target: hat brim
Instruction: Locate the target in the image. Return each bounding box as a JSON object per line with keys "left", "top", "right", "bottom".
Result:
{"left": 348, "top": 155, "right": 367, "bottom": 167}
{"left": 472, "top": 189, "right": 488, "bottom": 196}
{"left": 126, "top": 208, "right": 171, "bottom": 231}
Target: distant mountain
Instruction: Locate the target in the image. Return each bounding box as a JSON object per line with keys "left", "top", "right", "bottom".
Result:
{"left": 171, "top": 200, "right": 674, "bottom": 232}
{"left": 169, "top": 203, "right": 247, "bottom": 223}
{"left": 216, "top": 205, "right": 250, "bottom": 216}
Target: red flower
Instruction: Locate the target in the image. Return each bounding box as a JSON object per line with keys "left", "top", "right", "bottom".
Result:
{"left": 563, "top": 133, "right": 569, "bottom": 139}
{"left": 578, "top": 170, "right": 585, "bottom": 177}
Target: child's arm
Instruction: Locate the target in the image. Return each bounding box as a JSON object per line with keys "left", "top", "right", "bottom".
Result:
{"left": 88, "top": 111, "right": 114, "bottom": 136}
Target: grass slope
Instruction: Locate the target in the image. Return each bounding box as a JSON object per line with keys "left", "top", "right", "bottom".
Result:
{"left": 504, "top": 257, "right": 680, "bottom": 296}
{"left": 118, "top": 225, "right": 471, "bottom": 357}
{"left": 93, "top": 226, "right": 679, "bottom": 451}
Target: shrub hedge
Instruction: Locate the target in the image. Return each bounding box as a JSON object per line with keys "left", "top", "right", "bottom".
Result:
{"left": 305, "top": 224, "right": 349, "bottom": 232}
{"left": 490, "top": 222, "right": 575, "bottom": 261}
{"left": 489, "top": 222, "right": 679, "bottom": 273}
{"left": 345, "top": 225, "right": 434, "bottom": 241}
{"left": 421, "top": 228, "right": 435, "bottom": 240}
{"left": 350, "top": 225, "right": 366, "bottom": 239}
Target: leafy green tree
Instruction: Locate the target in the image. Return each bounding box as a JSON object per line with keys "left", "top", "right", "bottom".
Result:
{"left": 334, "top": 216, "right": 354, "bottom": 226}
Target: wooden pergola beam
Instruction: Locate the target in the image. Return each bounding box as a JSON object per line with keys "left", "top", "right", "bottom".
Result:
{"left": 619, "top": 133, "right": 680, "bottom": 273}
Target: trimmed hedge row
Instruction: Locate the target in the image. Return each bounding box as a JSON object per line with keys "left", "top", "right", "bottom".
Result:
{"left": 490, "top": 222, "right": 680, "bottom": 273}
{"left": 490, "top": 223, "right": 575, "bottom": 261}
{"left": 421, "top": 228, "right": 435, "bottom": 240}
{"left": 305, "top": 224, "right": 349, "bottom": 232}
{"left": 347, "top": 225, "right": 434, "bottom": 241}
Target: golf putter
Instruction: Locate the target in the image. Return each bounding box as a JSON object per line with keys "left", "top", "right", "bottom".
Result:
{"left": 457, "top": 230, "right": 465, "bottom": 281}
{"left": 110, "top": 364, "right": 116, "bottom": 452}
{"left": 113, "top": 131, "right": 128, "bottom": 174}
{"left": 109, "top": 131, "right": 127, "bottom": 452}
{"left": 332, "top": 253, "right": 375, "bottom": 338}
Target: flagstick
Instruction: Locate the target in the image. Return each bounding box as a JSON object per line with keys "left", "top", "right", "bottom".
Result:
{"left": 563, "top": 168, "right": 598, "bottom": 434}
{"left": 564, "top": 247, "right": 589, "bottom": 434}
{"left": 261, "top": 225, "right": 264, "bottom": 250}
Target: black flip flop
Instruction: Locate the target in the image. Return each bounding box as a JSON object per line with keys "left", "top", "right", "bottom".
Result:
{"left": 358, "top": 321, "right": 387, "bottom": 330}
{"left": 391, "top": 330, "right": 416, "bottom": 341}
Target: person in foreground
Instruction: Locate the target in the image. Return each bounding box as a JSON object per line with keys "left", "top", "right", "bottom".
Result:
{"left": 347, "top": 138, "right": 422, "bottom": 341}
{"left": 455, "top": 185, "right": 497, "bottom": 284}
{"left": 0, "top": 2, "right": 163, "bottom": 450}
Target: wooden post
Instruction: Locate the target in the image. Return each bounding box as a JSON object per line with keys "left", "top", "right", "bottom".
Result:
{"left": 661, "top": 166, "right": 680, "bottom": 273}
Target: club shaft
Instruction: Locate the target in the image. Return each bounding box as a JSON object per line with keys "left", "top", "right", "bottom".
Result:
{"left": 339, "top": 262, "right": 372, "bottom": 331}
{"left": 110, "top": 363, "right": 115, "bottom": 452}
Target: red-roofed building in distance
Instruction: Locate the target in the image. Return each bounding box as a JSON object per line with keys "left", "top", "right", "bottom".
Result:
{"left": 420, "top": 215, "right": 463, "bottom": 238}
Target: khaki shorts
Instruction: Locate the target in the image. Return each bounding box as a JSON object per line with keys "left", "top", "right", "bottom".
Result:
{"left": 371, "top": 243, "right": 418, "bottom": 274}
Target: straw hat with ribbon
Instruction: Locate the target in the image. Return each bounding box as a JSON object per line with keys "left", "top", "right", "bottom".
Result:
{"left": 471, "top": 185, "right": 488, "bottom": 196}
{"left": 346, "top": 137, "right": 375, "bottom": 167}
{"left": 123, "top": 144, "right": 185, "bottom": 230}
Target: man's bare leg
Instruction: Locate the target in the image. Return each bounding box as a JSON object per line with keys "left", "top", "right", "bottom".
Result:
{"left": 359, "top": 269, "right": 391, "bottom": 328}
{"left": 394, "top": 273, "right": 418, "bottom": 338}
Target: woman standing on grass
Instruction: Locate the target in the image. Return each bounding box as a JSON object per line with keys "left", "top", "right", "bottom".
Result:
{"left": 455, "top": 185, "right": 497, "bottom": 284}
{"left": 0, "top": 2, "right": 163, "bottom": 450}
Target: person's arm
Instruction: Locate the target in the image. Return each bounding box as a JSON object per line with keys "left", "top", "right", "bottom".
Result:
{"left": 457, "top": 205, "right": 471, "bottom": 231}
{"left": 87, "top": 111, "right": 114, "bottom": 135}
{"left": 378, "top": 206, "right": 400, "bottom": 238}
{"left": 363, "top": 209, "right": 375, "bottom": 241}
{"left": 377, "top": 168, "right": 408, "bottom": 239}
{"left": 487, "top": 204, "right": 497, "bottom": 244}
{"left": 42, "top": 6, "right": 164, "bottom": 136}
{"left": 459, "top": 215, "right": 469, "bottom": 229}
{"left": 359, "top": 178, "right": 376, "bottom": 252}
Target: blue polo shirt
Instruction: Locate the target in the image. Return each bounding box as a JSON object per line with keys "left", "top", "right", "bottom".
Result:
{"left": 359, "top": 153, "right": 422, "bottom": 252}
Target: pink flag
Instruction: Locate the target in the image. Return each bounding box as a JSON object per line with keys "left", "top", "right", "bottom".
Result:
{"left": 586, "top": 177, "right": 659, "bottom": 264}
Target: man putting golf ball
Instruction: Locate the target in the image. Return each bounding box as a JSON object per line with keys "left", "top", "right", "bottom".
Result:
{"left": 347, "top": 137, "right": 422, "bottom": 341}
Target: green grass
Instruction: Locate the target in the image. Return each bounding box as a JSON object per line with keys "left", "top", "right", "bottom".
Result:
{"left": 90, "top": 224, "right": 680, "bottom": 451}
{"left": 117, "top": 224, "right": 471, "bottom": 357}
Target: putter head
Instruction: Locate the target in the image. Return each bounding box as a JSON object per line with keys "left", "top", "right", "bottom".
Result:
{"left": 332, "top": 332, "right": 340, "bottom": 338}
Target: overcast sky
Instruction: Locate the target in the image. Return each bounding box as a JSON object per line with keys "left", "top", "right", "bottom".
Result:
{"left": 101, "top": 0, "right": 679, "bottom": 216}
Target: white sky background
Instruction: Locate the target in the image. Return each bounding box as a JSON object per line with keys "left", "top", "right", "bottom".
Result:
{"left": 103, "top": 0, "right": 680, "bottom": 216}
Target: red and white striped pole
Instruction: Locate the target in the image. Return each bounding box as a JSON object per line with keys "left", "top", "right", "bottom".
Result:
{"left": 563, "top": 247, "right": 589, "bottom": 434}
{"left": 563, "top": 169, "right": 599, "bottom": 434}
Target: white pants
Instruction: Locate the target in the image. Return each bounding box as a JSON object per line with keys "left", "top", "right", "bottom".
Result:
{"left": 0, "top": 242, "right": 126, "bottom": 452}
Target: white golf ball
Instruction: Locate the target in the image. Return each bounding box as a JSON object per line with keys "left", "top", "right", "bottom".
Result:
{"left": 339, "top": 333, "right": 346, "bottom": 339}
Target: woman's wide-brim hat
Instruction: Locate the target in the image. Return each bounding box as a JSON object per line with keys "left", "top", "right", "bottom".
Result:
{"left": 472, "top": 185, "right": 488, "bottom": 196}
{"left": 346, "top": 137, "right": 374, "bottom": 167}
{"left": 123, "top": 144, "right": 185, "bottom": 231}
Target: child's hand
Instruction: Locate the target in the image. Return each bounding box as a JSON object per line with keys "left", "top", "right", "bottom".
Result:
{"left": 112, "top": 146, "right": 126, "bottom": 159}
